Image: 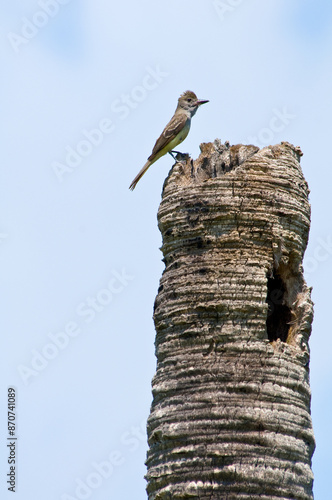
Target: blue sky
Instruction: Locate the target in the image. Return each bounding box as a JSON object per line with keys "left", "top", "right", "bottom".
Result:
{"left": 1, "top": 1, "right": 332, "bottom": 499}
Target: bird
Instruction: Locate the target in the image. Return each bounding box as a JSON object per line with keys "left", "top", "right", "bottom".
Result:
{"left": 129, "top": 90, "right": 209, "bottom": 190}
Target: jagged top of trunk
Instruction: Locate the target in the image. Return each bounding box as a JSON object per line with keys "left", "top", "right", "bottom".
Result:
{"left": 162, "top": 140, "right": 305, "bottom": 190}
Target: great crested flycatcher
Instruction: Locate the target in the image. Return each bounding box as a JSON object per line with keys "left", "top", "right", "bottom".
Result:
{"left": 129, "top": 90, "right": 208, "bottom": 190}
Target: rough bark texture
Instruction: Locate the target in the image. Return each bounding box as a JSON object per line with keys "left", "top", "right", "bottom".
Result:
{"left": 146, "top": 141, "right": 315, "bottom": 500}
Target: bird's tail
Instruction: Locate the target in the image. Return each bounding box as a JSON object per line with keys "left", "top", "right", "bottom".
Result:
{"left": 129, "top": 160, "right": 152, "bottom": 191}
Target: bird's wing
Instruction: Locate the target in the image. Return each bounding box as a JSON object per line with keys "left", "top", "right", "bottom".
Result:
{"left": 148, "top": 112, "right": 188, "bottom": 161}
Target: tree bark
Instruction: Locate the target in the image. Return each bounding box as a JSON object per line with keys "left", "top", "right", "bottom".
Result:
{"left": 146, "top": 141, "right": 315, "bottom": 500}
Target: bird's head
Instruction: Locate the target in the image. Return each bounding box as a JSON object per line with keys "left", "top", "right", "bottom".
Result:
{"left": 177, "top": 90, "right": 209, "bottom": 116}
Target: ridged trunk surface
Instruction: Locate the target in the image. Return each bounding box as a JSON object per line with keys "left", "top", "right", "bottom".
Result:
{"left": 146, "top": 141, "right": 315, "bottom": 500}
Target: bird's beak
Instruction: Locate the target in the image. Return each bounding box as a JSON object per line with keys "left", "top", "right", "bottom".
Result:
{"left": 196, "top": 99, "right": 209, "bottom": 106}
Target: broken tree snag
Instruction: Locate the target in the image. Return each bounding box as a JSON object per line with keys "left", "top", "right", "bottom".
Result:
{"left": 146, "top": 141, "right": 315, "bottom": 500}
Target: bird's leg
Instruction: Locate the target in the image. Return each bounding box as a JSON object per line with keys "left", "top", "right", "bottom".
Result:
{"left": 169, "top": 150, "right": 184, "bottom": 160}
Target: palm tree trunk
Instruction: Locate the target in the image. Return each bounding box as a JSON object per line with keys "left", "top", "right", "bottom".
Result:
{"left": 146, "top": 141, "right": 315, "bottom": 500}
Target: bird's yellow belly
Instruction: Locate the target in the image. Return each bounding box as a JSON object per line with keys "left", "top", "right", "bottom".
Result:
{"left": 153, "top": 120, "right": 191, "bottom": 163}
{"left": 168, "top": 120, "right": 190, "bottom": 150}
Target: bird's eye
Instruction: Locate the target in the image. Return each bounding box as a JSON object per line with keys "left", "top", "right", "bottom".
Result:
{"left": 187, "top": 98, "right": 192, "bottom": 102}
